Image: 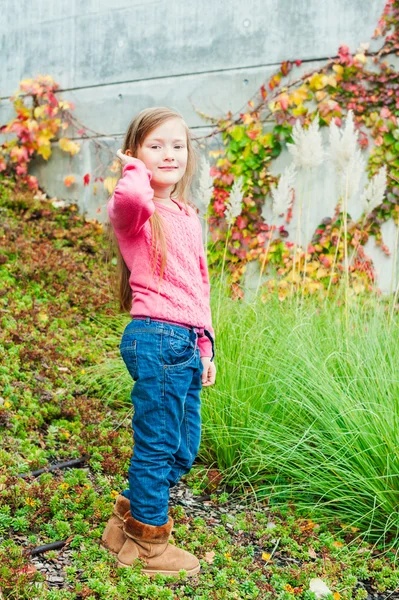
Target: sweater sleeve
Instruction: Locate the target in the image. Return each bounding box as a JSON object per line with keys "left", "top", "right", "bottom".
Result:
{"left": 107, "top": 158, "right": 156, "bottom": 237}
{"left": 197, "top": 228, "right": 215, "bottom": 360}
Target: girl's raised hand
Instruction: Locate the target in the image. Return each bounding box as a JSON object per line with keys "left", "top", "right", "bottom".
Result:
{"left": 116, "top": 149, "right": 141, "bottom": 167}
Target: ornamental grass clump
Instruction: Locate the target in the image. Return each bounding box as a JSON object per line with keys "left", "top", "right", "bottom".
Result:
{"left": 198, "top": 285, "right": 399, "bottom": 549}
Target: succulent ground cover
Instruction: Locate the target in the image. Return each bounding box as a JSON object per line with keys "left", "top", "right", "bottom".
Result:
{"left": 1, "top": 178, "right": 399, "bottom": 599}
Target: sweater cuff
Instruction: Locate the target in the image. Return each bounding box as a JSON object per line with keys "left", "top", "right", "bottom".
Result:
{"left": 197, "top": 335, "right": 214, "bottom": 361}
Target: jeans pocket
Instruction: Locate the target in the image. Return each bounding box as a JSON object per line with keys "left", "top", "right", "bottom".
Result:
{"left": 120, "top": 338, "right": 138, "bottom": 381}
{"left": 162, "top": 331, "right": 196, "bottom": 367}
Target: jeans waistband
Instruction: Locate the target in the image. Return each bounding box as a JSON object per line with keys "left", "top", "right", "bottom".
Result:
{"left": 131, "top": 316, "right": 215, "bottom": 362}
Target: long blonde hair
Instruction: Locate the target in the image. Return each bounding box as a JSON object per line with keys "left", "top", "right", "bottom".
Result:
{"left": 105, "top": 107, "right": 199, "bottom": 313}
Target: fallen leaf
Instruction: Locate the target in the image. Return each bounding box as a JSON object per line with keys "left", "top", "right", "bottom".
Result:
{"left": 204, "top": 550, "right": 215, "bottom": 564}
{"left": 309, "top": 578, "right": 332, "bottom": 599}
{"left": 308, "top": 547, "right": 317, "bottom": 559}
{"left": 262, "top": 552, "right": 272, "bottom": 561}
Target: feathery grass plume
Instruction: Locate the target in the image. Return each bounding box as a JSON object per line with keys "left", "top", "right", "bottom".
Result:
{"left": 328, "top": 109, "right": 358, "bottom": 174}
{"left": 217, "top": 175, "right": 245, "bottom": 322}
{"left": 225, "top": 175, "right": 244, "bottom": 225}
{"left": 271, "top": 162, "right": 297, "bottom": 218}
{"left": 360, "top": 164, "right": 387, "bottom": 215}
{"left": 285, "top": 115, "right": 324, "bottom": 302}
{"left": 327, "top": 109, "right": 367, "bottom": 326}
{"left": 328, "top": 109, "right": 366, "bottom": 199}
{"left": 286, "top": 113, "right": 325, "bottom": 170}
{"left": 198, "top": 154, "right": 214, "bottom": 211}
{"left": 348, "top": 164, "right": 387, "bottom": 274}
{"left": 255, "top": 163, "right": 297, "bottom": 298}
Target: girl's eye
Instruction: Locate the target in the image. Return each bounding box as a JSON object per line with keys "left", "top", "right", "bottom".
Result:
{"left": 150, "top": 145, "right": 185, "bottom": 149}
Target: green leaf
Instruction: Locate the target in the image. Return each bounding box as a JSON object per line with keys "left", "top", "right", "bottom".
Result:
{"left": 230, "top": 126, "right": 245, "bottom": 142}
{"left": 383, "top": 133, "right": 395, "bottom": 146}
{"left": 271, "top": 141, "right": 282, "bottom": 158}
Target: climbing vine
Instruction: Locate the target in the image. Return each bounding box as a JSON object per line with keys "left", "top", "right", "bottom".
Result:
{"left": 1, "top": 1, "right": 399, "bottom": 301}
{"left": 202, "top": 0, "right": 399, "bottom": 299}
{"left": 0, "top": 75, "right": 119, "bottom": 202}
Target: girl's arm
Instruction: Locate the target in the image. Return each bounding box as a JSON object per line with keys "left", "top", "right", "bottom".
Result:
{"left": 198, "top": 233, "right": 215, "bottom": 360}
{"left": 107, "top": 158, "right": 155, "bottom": 237}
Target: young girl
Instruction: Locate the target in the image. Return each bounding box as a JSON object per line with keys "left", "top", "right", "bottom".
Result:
{"left": 100, "top": 107, "right": 216, "bottom": 577}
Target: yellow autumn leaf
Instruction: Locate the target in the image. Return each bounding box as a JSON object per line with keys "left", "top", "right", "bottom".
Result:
{"left": 308, "top": 281, "right": 323, "bottom": 293}
{"left": 104, "top": 176, "right": 118, "bottom": 195}
{"left": 315, "top": 90, "right": 328, "bottom": 102}
{"left": 332, "top": 64, "right": 344, "bottom": 76}
{"left": 354, "top": 53, "right": 367, "bottom": 65}
{"left": 333, "top": 541, "right": 344, "bottom": 548}
{"left": 109, "top": 159, "right": 121, "bottom": 173}
{"left": 260, "top": 133, "right": 274, "bottom": 147}
{"left": 33, "top": 106, "right": 47, "bottom": 120}
{"left": 37, "top": 139, "right": 52, "bottom": 160}
{"left": 316, "top": 267, "right": 328, "bottom": 278}
{"left": 209, "top": 149, "right": 225, "bottom": 158}
{"left": 307, "top": 73, "right": 328, "bottom": 91}
{"left": 305, "top": 261, "right": 319, "bottom": 274}
{"left": 262, "top": 552, "right": 272, "bottom": 561}
{"left": 58, "top": 101, "right": 73, "bottom": 110}
{"left": 290, "top": 86, "right": 308, "bottom": 106}
{"left": 333, "top": 593, "right": 341, "bottom": 600}
{"left": 353, "top": 281, "right": 365, "bottom": 294}
{"left": 242, "top": 112, "right": 254, "bottom": 126}
{"left": 59, "top": 137, "right": 80, "bottom": 156}
{"left": 292, "top": 105, "right": 307, "bottom": 117}
{"left": 327, "top": 74, "right": 337, "bottom": 87}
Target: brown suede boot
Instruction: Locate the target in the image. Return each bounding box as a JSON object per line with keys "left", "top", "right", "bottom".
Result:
{"left": 116, "top": 511, "right": 201, "bottom": 577}
{"left": 100, "top": 495, "right": 131, "bottom": 555}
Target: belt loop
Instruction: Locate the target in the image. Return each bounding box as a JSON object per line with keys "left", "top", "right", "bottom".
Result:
{"left": 145, "top": 316, "right": 150, "bottom": 324}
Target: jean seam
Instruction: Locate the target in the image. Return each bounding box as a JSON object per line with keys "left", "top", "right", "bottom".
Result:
{"left": 184, "top": 404, "right": 192, "bottom": 467}
{"left": 159, "top": 363, "right": 168, "bottom": 522}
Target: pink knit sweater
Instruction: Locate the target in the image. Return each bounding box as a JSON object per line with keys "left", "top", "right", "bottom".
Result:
{"left": 107, "top": 158, "right": 215, "bottom": 360}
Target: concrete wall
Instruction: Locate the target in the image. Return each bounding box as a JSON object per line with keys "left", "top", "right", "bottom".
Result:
{"left": 1, "top": 0, "right": 395, "bottom": 293}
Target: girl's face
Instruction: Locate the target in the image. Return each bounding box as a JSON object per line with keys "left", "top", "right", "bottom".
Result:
{"left": 133, "top": 118, "right": 188, "bottom": 188}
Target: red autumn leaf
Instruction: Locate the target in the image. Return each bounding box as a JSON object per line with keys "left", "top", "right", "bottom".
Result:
{"left": 260, "top": 84, "right": 267, "bottom": 100}
{"left": 83, "top": 173, "right": 90, "bottom": 186}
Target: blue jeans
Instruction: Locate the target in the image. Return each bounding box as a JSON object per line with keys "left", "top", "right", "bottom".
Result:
{"left": 119, "top": 317, "right": 214, "bottom": 526}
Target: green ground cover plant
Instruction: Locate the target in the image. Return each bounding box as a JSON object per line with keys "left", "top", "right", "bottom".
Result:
{"left": 1, "top": 177, "right": 399, "bottom": 598}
